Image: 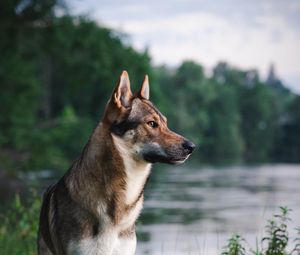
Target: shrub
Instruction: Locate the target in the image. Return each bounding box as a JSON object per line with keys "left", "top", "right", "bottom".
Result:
{"left": 0, "top": 190, "right": 41, "bottom": 255}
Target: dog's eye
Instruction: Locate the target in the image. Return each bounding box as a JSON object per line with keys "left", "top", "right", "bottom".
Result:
{"left": 147, "top": 121, "right": 158, "bottom": 128}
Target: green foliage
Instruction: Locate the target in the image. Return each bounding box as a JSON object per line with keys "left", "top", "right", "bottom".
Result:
{"left": 26, "top": 105, "right": 94, "bottom": 172}
{"left": 222, "top": 235, "right": 246, "bottom": 255}
{"left": 273, "top": 96, "right": 300, "bottom": 162}
{"left": 204, "top": 85, "right": 244, "bottom": 163}
{"left": 263, "top": 207, "right": 291, "bottom": 255}
{"left": 0, "top": 39, "right": 40, "bottom": 149}
{"left": 239, "top": 84, "right": 278, "bottom": 162}
{"left": 222, "top": 207, "right": 300, "bottom": 255}
{"left": 0, "top": 191, "right": 40, "bottom": 255}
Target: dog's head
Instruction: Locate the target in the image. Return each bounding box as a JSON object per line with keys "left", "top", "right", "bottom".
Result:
{"left": 103, "top": 71, "right": 195, "bottom": 164}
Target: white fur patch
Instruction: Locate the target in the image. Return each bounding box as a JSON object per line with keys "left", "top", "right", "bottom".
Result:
{"left": 117, "top": 234, "right": 137, "bottom": 255}
{"left": 112, "top": 134, "right": 151, "bottom": 205}
{"left": 68, "top": 231, "right": 136, "bottom": 255}
{"left": 68, "top": 229, "right": 118, "bottom": 255}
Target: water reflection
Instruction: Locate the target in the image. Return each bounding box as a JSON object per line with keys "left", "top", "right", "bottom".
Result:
{"left": 136, "top": 164, "right": 300, "bottom": 255}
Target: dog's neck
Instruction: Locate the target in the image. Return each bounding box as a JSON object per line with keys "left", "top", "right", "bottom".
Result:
{"left": 111, "top": 134, "right": 151, "bottom": 205}
{"left": 64, "top": 122, "right": 151, "bottom": 222}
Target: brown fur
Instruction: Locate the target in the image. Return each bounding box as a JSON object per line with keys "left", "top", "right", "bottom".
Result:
{"left": 38, "top": 71, "right": 195, "bottom": 255}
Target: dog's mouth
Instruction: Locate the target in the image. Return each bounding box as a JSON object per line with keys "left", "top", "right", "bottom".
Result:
{"left": 168, "top": 155, "right": 190, "bottom": 165}
{"left": 140, "top": 142, "right": 194, "bottom": 164}
{"left": 143, "top": 152, "right": 190, "bottom": 165}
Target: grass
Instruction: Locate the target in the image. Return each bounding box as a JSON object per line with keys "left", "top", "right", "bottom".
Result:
{"left": 0, "top": 193, "right": 299, "bottom": 255}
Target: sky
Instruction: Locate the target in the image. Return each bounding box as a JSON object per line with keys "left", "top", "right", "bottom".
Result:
{"left": 68, "top": 0, "right": 300, "bottom": 93}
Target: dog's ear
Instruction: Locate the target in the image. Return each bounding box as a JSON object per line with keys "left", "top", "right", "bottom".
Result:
{"left": 137, "top": 75, "right": 150, "bottom": 100}
{"left": 112, "top": 70, "right": 133, "bottom": 108}
{"left": 103, "top": 71, "right": 133, "bottom": 123}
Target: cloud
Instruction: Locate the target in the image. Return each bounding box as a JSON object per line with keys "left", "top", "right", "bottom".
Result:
{"left": 69, "top": 0, "right": 300, "bottom": 93}
{"left": 102, "top": 11, "right": 300, "bottom": 69}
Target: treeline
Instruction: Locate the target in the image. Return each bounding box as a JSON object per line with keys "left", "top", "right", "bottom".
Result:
{"left": 0, "top": 0, "right": 299, "bottom": 173}
{"left": 153, "top": 62, "right": 300, "bottom": 164}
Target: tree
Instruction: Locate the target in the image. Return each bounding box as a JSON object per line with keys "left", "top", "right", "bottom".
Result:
{"left": 266, "top": 64, "right": 287, "bottom": 92}
{"left": 203, "top": 84, "right": 244, "bottom": 163}
{"left": 239, "top": 83, "right": 278, "bottom": 162}
{"left": 274, "top": 96, "right": 300, "bottom": 162}
{"left": 0, "top": 1, "right": 152, "bottom": 171}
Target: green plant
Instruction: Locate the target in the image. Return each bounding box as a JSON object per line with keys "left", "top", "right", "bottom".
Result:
{"left": 222, "top": 207, "right": 300, "bottom": 255}
{"left": 262, "top": 206, "right": 291, "bottom": 255}
{"left": 291, "top": 227, "right": 300, "bottom": 255}
{"left": 222, "top": 234, "right": 246, "bottom": 255}
{"left": 0, "top": 190, "right": 41, "bottom": 255}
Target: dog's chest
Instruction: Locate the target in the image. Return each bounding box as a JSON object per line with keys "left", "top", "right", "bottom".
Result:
{"left": 68, "top": 223, "right": 137, "bottom": 255}
{"left": 68, "top": 230, "right": 118, "bottom": 255}
{"left": 68, "top": 198, "right": 143, "bottom": 255}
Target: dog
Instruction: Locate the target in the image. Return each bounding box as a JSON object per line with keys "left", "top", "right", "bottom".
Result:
{"left": 38, "top": 71, "right": 195, "bottom": 255}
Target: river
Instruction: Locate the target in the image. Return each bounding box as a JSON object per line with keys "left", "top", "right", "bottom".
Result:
{"left": 136, "top": 164, "right": 300, "bottom": 255}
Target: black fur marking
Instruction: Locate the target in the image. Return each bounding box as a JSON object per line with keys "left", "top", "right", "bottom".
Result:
{"left": 143, "top": 151, "right": 186, "bottom": 164}
{"left": 142, "top": 151, "right": 170, "bottom": 164}
{"left": 111, "top": 119, "right": 139, "bottom": 136}
{"left": 107, "top": 194, "right": 117, "bottom": 222}
{"left": 92, "top": 222, "right": 99, "bottom": 237}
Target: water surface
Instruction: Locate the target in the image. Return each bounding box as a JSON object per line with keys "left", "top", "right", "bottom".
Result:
{"left": 136, "top": 164, "right": 300, "bottom": 255}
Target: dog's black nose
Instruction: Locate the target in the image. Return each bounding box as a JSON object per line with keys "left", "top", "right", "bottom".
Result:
{"left": 182, "top": 140, "right": 196, "bottom": 154}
